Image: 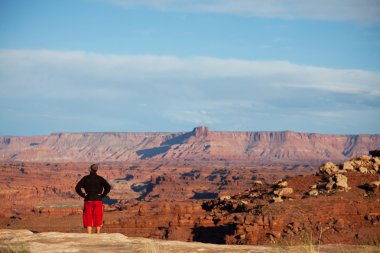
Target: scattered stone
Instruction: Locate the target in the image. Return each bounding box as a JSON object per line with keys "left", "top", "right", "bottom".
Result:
{"left": 271, "top": 196, "right": 283, "bottom": 203}
{"left": 273, "top": 187, "right": 294, "bottom": 197}
{"left": 333, "top": 174, "right": 348, "bottom": 190}
{"left": 319, "top": 162, "right": 339, "bottom": 175}
{"left": 219, "top": 196, "right": 231, "bottom": 201}
{"left": 308, "top": 189, "right": 319, "bottom": 197}
{"left": 372, "top": 157, "right": 380, "bottom": 165}
{"left": 358, "top": 166, "right": 369, "bottom": 174}
{"left": 325, "top": 181, "right": 335, "bottom": 191}
{"left": 359, "top": 155, "right": 371, "bottom": 161}
{"left": 276, "top": 181, "right": 288, "bottom": 188}
{"left": 342, "top": 162, "right": 354, "bottom": 171}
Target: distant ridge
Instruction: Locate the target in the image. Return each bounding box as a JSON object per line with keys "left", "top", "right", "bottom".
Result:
{"left": 1, "top": 126, "right": 379, "bottom": 163}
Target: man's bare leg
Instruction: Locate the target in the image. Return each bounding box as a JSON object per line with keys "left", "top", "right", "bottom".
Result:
{"left": 87, "top": 227, "right": 92, "bottom": 234}
{"left": 96, "top": 226, "right": 101, "bottom": 234}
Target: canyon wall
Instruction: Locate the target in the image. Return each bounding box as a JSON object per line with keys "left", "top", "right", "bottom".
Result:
{"left": 1, "top": 127, "right": 379, "bottom": 163}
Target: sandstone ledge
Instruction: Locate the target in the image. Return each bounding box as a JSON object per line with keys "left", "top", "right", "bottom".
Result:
{"left": 0, "top": 229, "right": 378, "bottom": 253}
{"left": 0, "top": 229, "right": 271, "bottom": 253}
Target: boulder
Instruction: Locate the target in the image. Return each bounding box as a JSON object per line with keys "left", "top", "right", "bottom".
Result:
{"left": 372, "top": 157, "right": 380, "bottom": 165}
{"left": 359, "top": 155, "right": 371, "bottom": 161}
{"left": 219, "top": 195, "right": 231, "bottom": 201}
{"left": 308, "top": 189, "right": 319, "bottom": 197}
{"left": 352, "top": 160, "right": 363, "bottom": 168}
{"left": 271, "top": 196, "right": 283, "bottom": 203}
{"left": 320, "top": 162, "right": 339, "bottom": 175}
{"left": 273, "top": 180, "right": 288, "bottom": 188}
{"left": 333, "top": 174, "right": 348, "bottom": 190}
{"left": 342, "top": 162, "right": 354, "bottom": 171}
{"left": 273, "top": 187, "right": 294, "bottom": 197}
{"left": 325, "top": 181, "right": 335, "bottom": 191}
{"left": 358, "top": 166, "right": 369, "bottom": 174}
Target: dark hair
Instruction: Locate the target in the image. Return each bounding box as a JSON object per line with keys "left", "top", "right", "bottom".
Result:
{"left": 90, "top": 164, "right": 98, "bottom": 172}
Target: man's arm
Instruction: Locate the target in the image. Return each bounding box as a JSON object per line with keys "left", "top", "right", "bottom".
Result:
{"left": 101, "top": 178, "right": 111, "bottom": 198}
{"left": 75, "top": 177, "right": 86, "bottom": 198}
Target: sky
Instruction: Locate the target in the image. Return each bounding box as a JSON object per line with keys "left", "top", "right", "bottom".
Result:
{"left": 0, "top": 0, "right": 379, "bottom": 135}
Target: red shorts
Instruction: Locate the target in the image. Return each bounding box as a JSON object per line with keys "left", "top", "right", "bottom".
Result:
{"left": 83, "top": 201, "right": 103, "bottom": 228}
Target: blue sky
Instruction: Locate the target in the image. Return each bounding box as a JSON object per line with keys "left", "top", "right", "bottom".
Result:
{"left": 0, "top": 0, "right": 379, "bottom": 135}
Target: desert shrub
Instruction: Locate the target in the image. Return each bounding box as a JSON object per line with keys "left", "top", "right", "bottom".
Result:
{"left": 144, "top": 241, "right": 165, "bottom": 253}
{"left": 272, "top": 232, "right": 318, "bottom": 253}
{"left": 0, "top": 245, "right": 31, "bottom": 253}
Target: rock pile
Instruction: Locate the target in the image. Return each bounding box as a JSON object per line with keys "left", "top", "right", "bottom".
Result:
{"left": 270, "top": 180, "right": 294, "bottom": 203}
{"left": 320, "top": 153, "right": 380, "bottom": 176}
{"left": 202, "top": 181, "right": 267, "bottom": 214}
{"left": 306, "top": 151, "right": 380, "bottom": 197}
{"left": 202, "top": 180, "right": 294, "bottom": 214}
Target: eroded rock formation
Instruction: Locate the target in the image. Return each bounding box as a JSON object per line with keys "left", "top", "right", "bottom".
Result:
{"left": 1, "top": 127, "right": 379, "bottom": 163}
{"left": 199, "top": 151, "right": 380, "bottom": 245}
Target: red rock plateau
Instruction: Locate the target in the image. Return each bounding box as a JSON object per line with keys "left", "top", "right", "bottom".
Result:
{"left": 1, "top": 126, "right": 380, "bottom": 163}
{"left": 0, "top": 127, "right": 380, "bottom": 247}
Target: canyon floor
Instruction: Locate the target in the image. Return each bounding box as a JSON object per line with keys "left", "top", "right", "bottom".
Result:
{"left": 0, "top": 161, "right": 317, "bottom": 237}
{"left": 0, "top": 155, "right": 379, "bottom": 250}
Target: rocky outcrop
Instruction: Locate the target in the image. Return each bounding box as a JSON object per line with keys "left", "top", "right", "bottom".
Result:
{"left": 308, "top": 151, "right": 380, "bottom": 196}
{"left": 1, "top": 127, "right": 380, "bottom": 163}
{"left": 199, "top": 152, "right": 380, "bottom": 245}
{"left": 0, "top": 136, "right": 46, "bottom": 160}
{"left": 0, "top": 229, "right": 278, "bottom": 253}
{"left": 271, "top": 180, "right": 294, "bottom": 203}
{"left": 193, "top": 126, "right": 209, "bottom": 137}
{"left": 2, "top": 229, "right": 372, "bottom": 253}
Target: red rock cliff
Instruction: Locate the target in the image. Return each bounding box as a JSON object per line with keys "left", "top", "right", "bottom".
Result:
{"left": 0, "top": 127, "right": 379, "bottom": 162}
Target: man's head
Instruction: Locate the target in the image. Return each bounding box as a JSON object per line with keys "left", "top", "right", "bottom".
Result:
{"left": 90, "top": 164, "right": 99, "bottom": 172}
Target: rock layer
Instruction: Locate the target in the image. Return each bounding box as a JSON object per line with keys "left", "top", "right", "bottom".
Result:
{"left": 1, "top": 127, "right": 380, "bottom": 162}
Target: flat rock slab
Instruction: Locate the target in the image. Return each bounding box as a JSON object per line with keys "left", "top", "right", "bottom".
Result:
{"left": 0, "top": 229, "right": 378, "bottom": 253}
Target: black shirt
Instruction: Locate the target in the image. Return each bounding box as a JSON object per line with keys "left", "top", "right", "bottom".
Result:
{"left": 75, "top": 172, "right": 111, "bottom": 201}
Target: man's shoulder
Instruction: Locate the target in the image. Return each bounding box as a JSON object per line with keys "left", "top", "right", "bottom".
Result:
{"left": 95, "top": 174, "right": 106, "bottom": 180}
{"left": 96, "top": 174, "right": 110, "bottom": 184}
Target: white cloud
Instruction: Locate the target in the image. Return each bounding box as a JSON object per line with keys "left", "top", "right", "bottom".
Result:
{"left": 1, "top": 50, "right": 378, "bottom": 99}
{"left": 105, "top": 0, "right": 380, "bottom": 24}
{"left": 0, "top": 49, "right": 379, "bottom": 134}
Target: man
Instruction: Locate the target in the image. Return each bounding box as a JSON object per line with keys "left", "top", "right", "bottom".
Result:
{"left": 75, "top": 164, "right": 111, "bottom": 234}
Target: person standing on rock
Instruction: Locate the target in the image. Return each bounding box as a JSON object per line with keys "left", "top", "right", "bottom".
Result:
{"left": 75, "top": 164, "right": 111, "bottom": 234}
